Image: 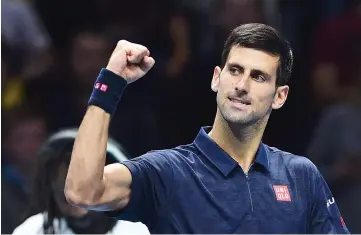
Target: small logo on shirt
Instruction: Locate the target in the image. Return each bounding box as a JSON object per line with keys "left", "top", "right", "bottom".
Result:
{"left": 273, "top": 185, "right": 291, "bottom": 202}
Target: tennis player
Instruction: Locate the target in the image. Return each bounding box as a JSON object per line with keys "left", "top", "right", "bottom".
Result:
{"left": 65, "top": 23, "right": 350, "bottom": 234}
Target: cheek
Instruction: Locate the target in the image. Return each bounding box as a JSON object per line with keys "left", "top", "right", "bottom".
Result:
{"left": 254, "top": 88, "right": 276, "bottom": 107}
{"left": 218, "top": 79, "right": 234, "bottom": 95}
{"left": 217, "top": 84, "right": 231, "bottom": 106}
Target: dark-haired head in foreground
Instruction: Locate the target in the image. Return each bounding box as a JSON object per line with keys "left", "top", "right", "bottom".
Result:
{"left": 29, "top": 129, "right": 128, "bottom": 234}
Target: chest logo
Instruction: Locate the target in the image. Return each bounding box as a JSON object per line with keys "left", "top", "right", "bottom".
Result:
{"left": 273, "top": 185, "right": 291, "bottom": 202}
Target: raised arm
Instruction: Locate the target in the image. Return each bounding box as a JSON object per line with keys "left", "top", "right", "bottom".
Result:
{"left": 65, "top": 40, "right": 155, "bottom": 211}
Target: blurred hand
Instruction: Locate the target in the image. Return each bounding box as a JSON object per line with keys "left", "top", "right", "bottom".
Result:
{"left": 106, "top": 40, "right": 155, "bottom": 83}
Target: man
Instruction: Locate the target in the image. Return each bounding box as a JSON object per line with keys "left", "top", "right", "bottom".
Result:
{"left": 65, "top": 23, "right": 349, "bottom": 234}
{"left": 13, "top": 128, "right": 149, "bottom": 234}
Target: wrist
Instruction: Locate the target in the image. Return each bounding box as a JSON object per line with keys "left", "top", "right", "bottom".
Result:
{"left": 88, "top": 68, "right": 128, "bottom": 115}
{"left": 105, "top": 66, "right": 122, "bottom": 78}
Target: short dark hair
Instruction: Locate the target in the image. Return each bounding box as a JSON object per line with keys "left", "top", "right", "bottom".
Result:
{"left": 221, "top": 23, "right": 293, "bottom": 86}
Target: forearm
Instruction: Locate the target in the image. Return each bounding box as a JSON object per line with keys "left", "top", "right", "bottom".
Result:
{"left": 65, "top": 105, "right": 110, "bottom": 203}
{"left": 65, "top": 39, "right": 155, "bottom": 210}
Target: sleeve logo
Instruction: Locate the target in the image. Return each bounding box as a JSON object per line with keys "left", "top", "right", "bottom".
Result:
{"left": 340, "top": 217, "right": 345, "bottom": 227}
{"left": 326, "top": 197, "right": 335, "bottom": 208}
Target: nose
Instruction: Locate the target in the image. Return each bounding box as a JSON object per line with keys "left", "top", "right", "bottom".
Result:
{"left": 235, "top": 73, "right": 251, "bottom": 94}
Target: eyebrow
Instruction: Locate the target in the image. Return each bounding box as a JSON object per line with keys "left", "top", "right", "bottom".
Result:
{"left": 227, "top": 62, "right": 272, "bottom": 80}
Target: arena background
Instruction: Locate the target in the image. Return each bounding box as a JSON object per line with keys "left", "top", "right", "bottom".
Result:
{"left": 1, "top": 0, "right": 361, "bottom": 233}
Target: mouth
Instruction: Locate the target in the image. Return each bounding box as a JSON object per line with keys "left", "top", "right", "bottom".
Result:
{"left": 228, "top": 97, "right": 251, "bottom": 105}
{"left": 228, "top": 97, "right": 251, "bottom": 110}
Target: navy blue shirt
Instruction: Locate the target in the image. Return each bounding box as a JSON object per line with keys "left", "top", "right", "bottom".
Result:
{"left": 106, "top": 127, "right": 350, "bottom": 234}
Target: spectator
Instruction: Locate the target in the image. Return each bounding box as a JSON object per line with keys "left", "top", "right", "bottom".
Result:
{"left": 1, "top": 0, "right": 53, "bottom": 79}
{"left": 1, "top": 106, "right": 48, "bottom": 234}
{"left": 26, "top": 29, "right": 162, "bottom": 157}
{"left": 12, "top": 128, "right": 149, "bottom": 234}
{"left": 310, "top": 2, "right": 361, "bottom": 107}
{"left": 307, "top": 38, "right": 361, "bottom": 233}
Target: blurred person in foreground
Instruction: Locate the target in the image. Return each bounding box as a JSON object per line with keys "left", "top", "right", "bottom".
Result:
{"left": 65, "top": 23, "right": 349, "bottom": 233}
{"left": 307, "top": 39, "right": 361, "bottom": 233}
{"left": 12, "top": 128, "right": 149, "bottom": 234}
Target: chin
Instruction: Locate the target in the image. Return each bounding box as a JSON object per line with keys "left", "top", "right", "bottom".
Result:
{"left": 218, "top": 103, "right": 261, "bottom": 126}
{"left": 227, "top": 118, "right": 255, "bottom": 126}
{"left": 222, "top": 112, "right": 255, "bottom": 126}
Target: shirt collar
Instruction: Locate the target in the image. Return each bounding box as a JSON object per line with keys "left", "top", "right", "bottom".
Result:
{"left": 193, "top": 126, "right": 270, "bottom": 177}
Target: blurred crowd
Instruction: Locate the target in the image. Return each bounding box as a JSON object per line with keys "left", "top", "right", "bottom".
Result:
{"left": 2, "top": 0, "right": 361, "bottom": 234}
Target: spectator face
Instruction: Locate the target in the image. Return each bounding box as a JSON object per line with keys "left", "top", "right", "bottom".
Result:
{"left": 70, "top": 32, "right": 110, "bottom": 86}
{"left": 7, "top": 117, "right": 47, "bottom": 166}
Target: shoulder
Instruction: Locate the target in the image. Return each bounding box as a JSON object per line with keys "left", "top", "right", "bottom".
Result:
{"left": 126, "top": 143, "right": 198, "bottom": 166}
{"left": 119, "top": 149, "right": 179, "bottom": 180}
{"left": 265, "top": 145, "right": 319, "bottom": 177}
{"left": 110, "top": 221, "right": 150, "bottom": 234}
{"left": 12, "top": 213, "right": 44, "bottom": 235}
{"left": 121, "top": 144, "right": 200, "bottom": 179}
{"left": 124, "top": 149, "right": 174, "bottom": 168}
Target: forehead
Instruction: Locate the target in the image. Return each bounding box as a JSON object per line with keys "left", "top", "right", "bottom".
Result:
{"left": 227, "top": 46, "right": 280, "bottom": 76}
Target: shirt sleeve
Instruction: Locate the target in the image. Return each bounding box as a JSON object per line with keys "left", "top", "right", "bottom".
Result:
{"left": 310, "top": 170, "right": 350, "bottom": 234}
{"left": 104, "top": 150, "right": 173, "bottom": 227}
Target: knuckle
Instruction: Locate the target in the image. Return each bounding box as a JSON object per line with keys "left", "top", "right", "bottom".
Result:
{"left": 117, "top": 40, "right": 128, "bottom": 46}
{"left": 131, "top": 49, "right": 141, "bottom": 57}
{"left": 134, "top": 44, "right": 147, "bottom": 52}
{"left": 135, "top": 49, "right": 145, "bottom": 56}
{"left": 141, "top": 46, "right": 148, "bottom": 53}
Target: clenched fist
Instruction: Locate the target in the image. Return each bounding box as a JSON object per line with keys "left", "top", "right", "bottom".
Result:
{"left": 106, "top": 40, "right": 155, "bottom": 83}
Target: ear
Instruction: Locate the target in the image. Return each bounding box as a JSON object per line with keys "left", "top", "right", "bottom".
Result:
{"left": 211, "top": 66, "right": 222, "bottom": 92}
{"left": 272, "top": 85, "right": 289, "bottom": 110}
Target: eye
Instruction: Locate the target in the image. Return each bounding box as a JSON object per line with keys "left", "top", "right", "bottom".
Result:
{"left": 251, "top": 72, "right": 267, "bottom": 82}
{"left": 229, "top": 67, "right": 241, "bottom": 75}
{"left": 254, "top": 75, "right": 266, "bottom": 82}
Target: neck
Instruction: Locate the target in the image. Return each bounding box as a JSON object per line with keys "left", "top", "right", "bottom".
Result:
{"left": 208, "top": 109, "right": 268, "bottom": 172}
